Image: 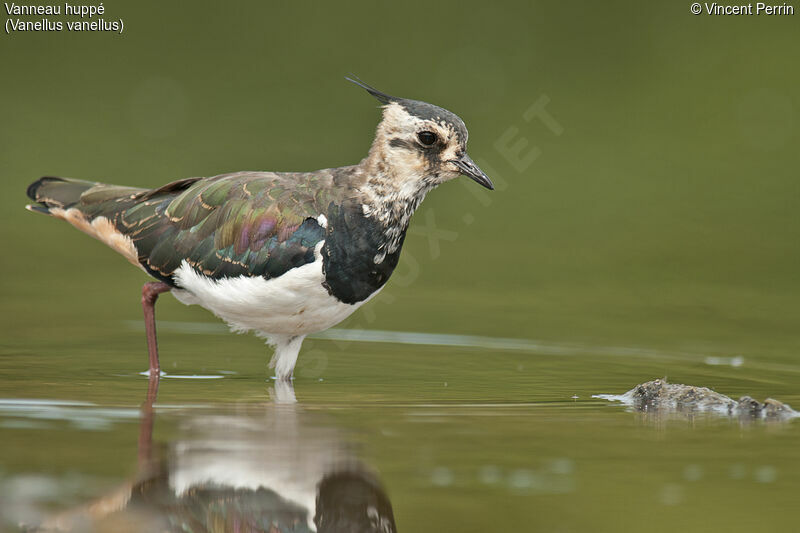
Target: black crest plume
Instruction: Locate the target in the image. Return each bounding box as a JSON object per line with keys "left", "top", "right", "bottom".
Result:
{"left": 345, "top": 75, "right": 397, "bottom": 105}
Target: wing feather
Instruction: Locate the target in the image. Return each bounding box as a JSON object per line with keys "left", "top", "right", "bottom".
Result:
{"left": 68, "top": 172, "right": 336, "bottom": 284}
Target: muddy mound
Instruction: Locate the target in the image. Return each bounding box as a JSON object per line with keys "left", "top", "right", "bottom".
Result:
{"left": 595, "top": 379, "right": 798, "bottom": 420}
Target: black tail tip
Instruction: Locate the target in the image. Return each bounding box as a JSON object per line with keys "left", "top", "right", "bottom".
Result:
{"left": 26, "top": 176, "right": 64, "bottom": 201}
{"left": 25, "top": 204, "right": 51, "bottom": 215}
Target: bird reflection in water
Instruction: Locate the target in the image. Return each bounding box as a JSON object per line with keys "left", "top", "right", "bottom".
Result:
{"left": 37, "top": 377, "right": 397, "bottom": 533}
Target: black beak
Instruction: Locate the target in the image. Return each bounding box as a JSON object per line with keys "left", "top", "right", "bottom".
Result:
{"left": 452, "top": 154, "right": 494, "bottom": 190}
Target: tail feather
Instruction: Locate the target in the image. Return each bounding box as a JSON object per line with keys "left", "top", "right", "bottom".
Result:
{"left": 26, "top": 176, "right": 101, "bottom": 213}
{"left": 25, "top": 204, "right": 51, "bottom": 215}
{"left": 25, "top": 176, "right": 150, "bottom": 270}
{"left": 26, "top": 176, "right": 64, "bottom": 202}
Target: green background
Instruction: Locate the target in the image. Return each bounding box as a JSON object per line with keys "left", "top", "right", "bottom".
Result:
{"left": 1, "top": 2, "right": 799, "bottom": 532}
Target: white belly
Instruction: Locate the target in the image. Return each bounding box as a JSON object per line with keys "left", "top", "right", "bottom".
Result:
{"left": 170, "top": 242, "right": 370, "bottom": 337}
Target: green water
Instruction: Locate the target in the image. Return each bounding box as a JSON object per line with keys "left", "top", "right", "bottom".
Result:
{"left": 1, "top": 1, "right": 799, "bottom": 531}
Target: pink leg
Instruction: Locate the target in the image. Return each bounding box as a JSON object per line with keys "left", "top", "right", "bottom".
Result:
{"left": 141, "top": 281, "right": 172, "bottom": 376}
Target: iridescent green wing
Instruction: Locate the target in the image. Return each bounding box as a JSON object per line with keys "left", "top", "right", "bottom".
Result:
{"left": 116, "top": 172, "right": 335, "bottom": 283}
{"left": 28, "top": 171, "right": 338, "bottom": 284}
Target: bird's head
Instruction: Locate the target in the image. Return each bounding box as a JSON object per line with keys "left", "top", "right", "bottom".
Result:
{"left": 350, "top": 77, "right": 494, "bottom": 192}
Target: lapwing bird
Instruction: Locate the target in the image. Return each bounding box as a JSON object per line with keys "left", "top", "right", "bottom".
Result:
{"left": 25, "top": 78, "right": 494, "bottom": 381}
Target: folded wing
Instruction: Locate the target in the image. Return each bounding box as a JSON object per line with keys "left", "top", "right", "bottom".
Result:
{"left": 27, "top": 172, "right": 335, "bottom": 285}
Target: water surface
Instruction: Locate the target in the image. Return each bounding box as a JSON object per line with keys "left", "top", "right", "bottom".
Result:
{"left": 2, "top": 322, "right": 799, "bottom": 532}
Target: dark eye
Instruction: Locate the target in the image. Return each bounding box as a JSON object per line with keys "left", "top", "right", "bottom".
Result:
{"left": 417, "top": 131, "right": 438, "bottom": 146}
